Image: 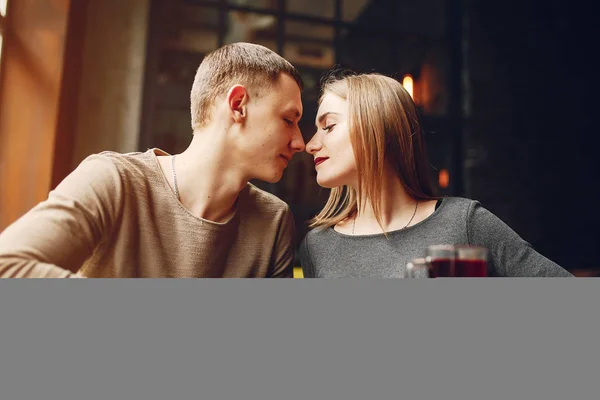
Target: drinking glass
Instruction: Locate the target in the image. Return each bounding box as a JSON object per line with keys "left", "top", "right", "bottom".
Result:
{"left": 403, "top": 257, "right": 431, "bottom": 278}
{"left": 425, "top": 244, "right": 455, "bottom": 277}
{"left": 455, "top": 245, "right": 488, "bottom": 277}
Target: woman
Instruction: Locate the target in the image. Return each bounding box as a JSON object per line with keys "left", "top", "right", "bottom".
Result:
{"left": 299, "top": 72, "right": 571, "bottom": 278}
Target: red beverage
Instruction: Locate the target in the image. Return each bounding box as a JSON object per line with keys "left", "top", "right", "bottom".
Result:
{"left": 455, "top": 259, "right": 487, "bottom": 277}
{"left": 429, "top": 258, "right": 454, "bottom": 277}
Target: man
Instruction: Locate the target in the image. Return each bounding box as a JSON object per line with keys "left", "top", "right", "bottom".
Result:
{"left": 0, "top": 42, "right": 305, "bottom": 278}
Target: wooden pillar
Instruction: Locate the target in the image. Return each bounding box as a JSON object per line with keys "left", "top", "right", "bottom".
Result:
{"left": 71, "top": 0, "right": 150, "bottom": 169}
{"left": 0, "top": 0, "right": 75, "bottom": 229}
{"left": 0, "top": 0, "right": 148, "bottom": 230}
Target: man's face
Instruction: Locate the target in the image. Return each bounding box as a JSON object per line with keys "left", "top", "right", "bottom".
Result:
{"left": 242, "top": 73, "right": 305, "bottom": 183}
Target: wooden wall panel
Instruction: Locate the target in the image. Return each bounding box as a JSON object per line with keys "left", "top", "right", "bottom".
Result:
{"left": 0, "top": 0, "right": 71, "bottom": 229}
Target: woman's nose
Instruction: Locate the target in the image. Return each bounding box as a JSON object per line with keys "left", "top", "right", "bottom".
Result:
{"left": 306, "top": 133, "right": 322, "bottom": 154}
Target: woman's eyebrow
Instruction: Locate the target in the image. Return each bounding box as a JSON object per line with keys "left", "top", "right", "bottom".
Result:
{"left": 315, "top": 112, "right": 340, "bottom": 127}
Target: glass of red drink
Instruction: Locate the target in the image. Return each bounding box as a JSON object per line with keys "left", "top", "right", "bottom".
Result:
{"left": 403, "top": 257, "right": 432, "bottom": 278}
{"left": 425, "top": 245, "right": 455, "bottom": 277}
{"left": 455, "top": 245, "right": 488, "bottom": 277}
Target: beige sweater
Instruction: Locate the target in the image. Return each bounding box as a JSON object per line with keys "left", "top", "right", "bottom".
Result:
{"left": 0, "top": 149, "right": 295, "bottom": 278}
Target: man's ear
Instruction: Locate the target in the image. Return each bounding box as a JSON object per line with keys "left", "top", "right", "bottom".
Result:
{"left": 226, "top": 85, "right": 249, "bottom": 123}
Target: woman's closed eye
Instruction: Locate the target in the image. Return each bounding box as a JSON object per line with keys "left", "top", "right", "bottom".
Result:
{"left": 322, "top": 124, "right": 336, "bottom": 132}
{"left": 284, "top": 119, "right": 294, "bottom": 127}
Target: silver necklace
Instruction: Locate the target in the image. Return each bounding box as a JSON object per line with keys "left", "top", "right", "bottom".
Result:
{"left": 171, "top": 155, "right": 180, "bottom": 200}
{"left": 352, "top": 200, "right": 419, "bottom": 235}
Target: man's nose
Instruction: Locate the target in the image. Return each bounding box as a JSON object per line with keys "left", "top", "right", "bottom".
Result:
{"left": 290, "top": 128, "right": 305, "bottom": 153}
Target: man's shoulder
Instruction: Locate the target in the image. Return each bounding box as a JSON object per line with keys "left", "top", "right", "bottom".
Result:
{"left": 237, "top": 184, "right": 294, "bottom": 240}
{"left": 76, "top": 149, "right": 159, "bottom": 182}
{"left": 76, "top": 149, "right": 151, "bottom": 169}
{"left": 91, "top": 149, "right": 155, "bottom": 169}
{"left": 242, "top": 183, "right": 291, "bottom": 214}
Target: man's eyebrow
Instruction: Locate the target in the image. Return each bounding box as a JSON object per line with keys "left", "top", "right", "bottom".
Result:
{"left": 284, "top": 108, "right": 302, "bottom": 119}
{"left": 316, "top": 112, "right": 340, "bottom": 127}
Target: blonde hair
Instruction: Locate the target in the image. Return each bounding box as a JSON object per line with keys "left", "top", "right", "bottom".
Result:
{"left": 310, "top": 73, "right": 437, "bottom": 232}
{"left": 190, "top": 42, "right": 303, "bottom": 129}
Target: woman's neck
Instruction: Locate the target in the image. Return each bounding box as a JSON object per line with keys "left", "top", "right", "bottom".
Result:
{"left": 355, "top": 176, "right": 416, "bottom": 233}
{"left": 347, "top": 168, "right": 437, "bottom": 235}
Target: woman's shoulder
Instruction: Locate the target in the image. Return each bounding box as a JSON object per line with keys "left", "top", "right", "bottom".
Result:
{"left": 438, "top": 196, "right": 478, "bottom": 207}
{"left": 298, "top": 227, "right": 335, "bottom": 270}
{"left": 434, "top": 196, "right": 480, "bottom": 217}
{"left": 301, "top": 226, "right": 345, "bottom": 256}
{"left": 302, "top": 226, "right": 334, "bottom": 243}
{"left": 437, "top": 197, "right": 513, "bottom": 237}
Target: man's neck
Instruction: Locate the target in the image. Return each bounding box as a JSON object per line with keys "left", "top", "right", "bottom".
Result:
{"left": 162, "top": 130, "right": 248, "bottom": 223}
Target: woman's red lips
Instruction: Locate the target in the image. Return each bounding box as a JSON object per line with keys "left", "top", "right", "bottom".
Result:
{"left": 314, "top": 157, "right": 328, "bottom": 166}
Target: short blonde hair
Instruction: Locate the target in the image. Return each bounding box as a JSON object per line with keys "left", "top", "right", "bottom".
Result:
{"left": 311, "top": 73, "right": 437, "bottom": 231}
{"left": 190, "top": 42, "right": 303, "bottom": 129}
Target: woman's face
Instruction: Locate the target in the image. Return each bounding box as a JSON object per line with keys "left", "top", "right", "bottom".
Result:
{"left": 306, "top": 92, "right": 358, "bottom": 188}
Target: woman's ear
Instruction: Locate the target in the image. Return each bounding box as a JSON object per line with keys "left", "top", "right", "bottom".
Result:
{"left": 226, "top": 85, "right": 249, "bottom": 123}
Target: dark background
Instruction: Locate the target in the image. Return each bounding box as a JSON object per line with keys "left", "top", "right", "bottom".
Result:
{"left": 451, "top": 0, "right": 599, "bottom": 271}
{"left": 141, "top": 0, "right": 600, "bottom": 272}
{"left": 334, "top": 0, "right": 599, "bottom": 271}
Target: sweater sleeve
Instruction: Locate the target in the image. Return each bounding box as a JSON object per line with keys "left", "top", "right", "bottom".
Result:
{"left": 0, "top": 155, "right": 123, "bottom": 278}
{"left": 466, "top": 201, "right": 572, "bottom": 277}
{"left": 268, "top": 206, "right": 295, "bottom": 278}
